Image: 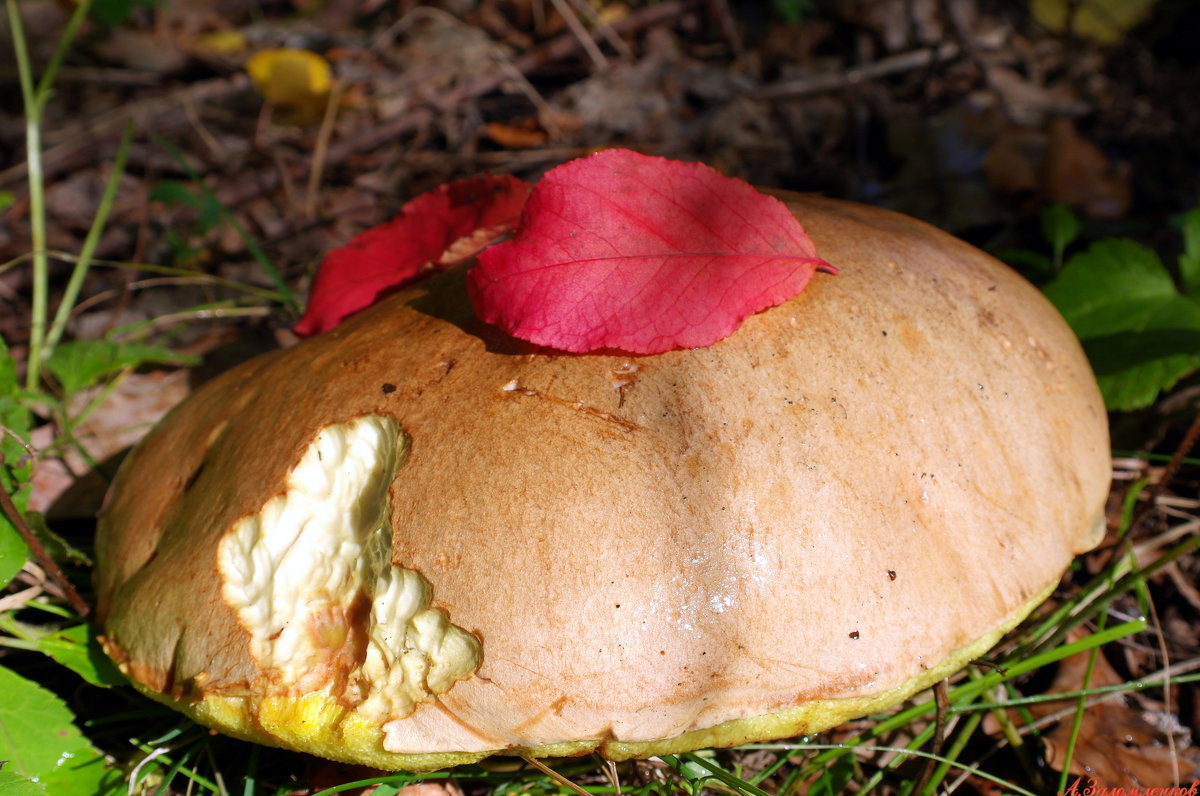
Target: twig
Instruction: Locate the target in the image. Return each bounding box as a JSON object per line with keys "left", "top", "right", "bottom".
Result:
{"left": 912, "top": 679, "right": 949, "bottom": 795}
{"left": 758, "top": 42, "right": 961, "bottom": 100}
{"left": 61, "top": 0, "right": 682, "bottom": 258}
{"left": 182, "top": 92, "right": 226, "bottom": 160}
{"left": 598, "top": 759, "right": 622, "bottom": 796}
{"left": 1144, "top": 589, "right": 1180, "bottom": 785}
{"left": 548, "top": 0, "right": 608, "bottom": 70}
{"left": 0, "top": 73, "right": 253, "bottom": 190}
{"left": 944, "top": 660, "right": 1200, "bottom": 793}
{"left": 531, "top": 3, "right": 680, "bottom": 66}
{"left": 325, "top": 2, "right": 681, "bottom": 173}
{"left": 1135, "top": 412, "right": 1200, "bottom": 532}
{"left": 519, "top": 755, "right": 592, "bottom": 796}
{"left": 707, "top": 0, "right": 743, "bottom": 56}
{"left": 437, "top": 2, "right": 683, "bottom": 120}
{"left": 306, "top": 80, "right": 344, "bottom": 219}
{"left": 0, "top": 583, "right": 41, "bottom": 613}
{"left": 569, "top": 0, "right": 632, "bottom": 59}
{"left": 2, "top": 0, "right": 680, "bottom": 213}
{"left": 976, "top": 657, "right": 1200, "bottom": 745}
{"left": 0, "top": 454, "right": 91, "bottom": 617}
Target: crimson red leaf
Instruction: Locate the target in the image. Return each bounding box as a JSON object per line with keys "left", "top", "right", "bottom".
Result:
{"left": 467, "top": 149, "right": 836, "bottom": 354}
{"left": 295, "top": 174, "right": 530, "bottom": 336}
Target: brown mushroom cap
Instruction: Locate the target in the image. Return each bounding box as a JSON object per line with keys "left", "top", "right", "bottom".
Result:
{"left": 95, "top": 194, "right": 1109, "bottom": 770}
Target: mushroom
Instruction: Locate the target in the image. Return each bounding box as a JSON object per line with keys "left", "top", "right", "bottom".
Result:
{"left": 94, "top": 194, "right": 1109, "bottom": 770}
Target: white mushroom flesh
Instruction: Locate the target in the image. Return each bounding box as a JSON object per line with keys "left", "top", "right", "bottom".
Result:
{"left": 218, "top": 415, "right": 480, "bottom": 719}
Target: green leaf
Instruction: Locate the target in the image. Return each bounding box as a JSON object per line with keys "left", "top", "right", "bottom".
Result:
{"left": 1043, "top": 238, "right": 1200, "bottom": 410}
{"left": 0, "top": 769, "right": 50, "bottom": 796}
{"left": 1041, "top": 202, "right": 1080, "bottom": 269}
{"left": 0, "top": 666, "right": 120, "bottom": 796}
{"left": 999, "top": 248, "right": 1055, "bottom": 284}
{"left": 24, "top": 512, "right": 91, "bottom": 568}
{"left": 45, "top": 340, "right": 198, "bottom": 398}
{"left": 34, "top": 625, "right": 127, "bottom": 688}
{"left": 90, "top": 0, "right": 158, "bottom": 26}
{"left": 0, "top": 337, "right": 32, "bottom": 590}
{"left": 0, "top": 500, "right": 30, "bottom": 592}
{"left": 0, "top": 337, "right": 30, "bottom": 449}
{"left": 1044, "top": 239, "right": 1175, "bottom": 337}
{"left": 773, "top": 0, "right": 817, "bottom": 22}
{"left": 1178, "top": 207, "right": 1200, "bottom": 296}
{"left": 150, "top": 180, "right": 223, "bottom": 231}
{"left": 807, "top": 756, "right": 855, "bottom": 796}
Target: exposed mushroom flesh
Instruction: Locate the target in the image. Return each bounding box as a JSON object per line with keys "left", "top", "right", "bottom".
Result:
{"left": 218, "top": 415, "right": 480, "bottom": 719}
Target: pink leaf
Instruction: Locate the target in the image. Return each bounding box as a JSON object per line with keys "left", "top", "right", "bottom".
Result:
{"left": 295, "top": 174, "right": 530, "bottom": 336}
{"left": 467, "top": 149, "right": 836, "bottom": 354}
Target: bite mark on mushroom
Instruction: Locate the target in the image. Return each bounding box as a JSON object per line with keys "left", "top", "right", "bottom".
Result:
{"left": 218, "top": 415, "right": 480, "bottom": 720}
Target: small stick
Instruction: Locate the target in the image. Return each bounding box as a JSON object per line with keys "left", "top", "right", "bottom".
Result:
{"left": 1137, "top": 412, "right": 1200, "bottom": 532}
{"left": 59, "top": 0, "right": 684, "bottom": 263}
{"left": 568, "top": 0, "right": 633, "bottom": 59}
{"left": 548, "top": 0, "right": 608, "bottom": 70}
{"left": 598, "top": 758, "right": 622, "bottom": 796}
{"left": 0, "top": 73, "right": 253, "bottom": 190}
{"left": 306, "top": 79, "right": 345, "bottom": 219}
{"left": 758, "top": 42, "right": 960, "bottom": 100}
{"left": 707, "top": 0, "right": 743, "bottom": 56}
{"left": 912, "top": 679, "right": 949, "bottom": 795}
{"left": 519, "top": 755, "right": 592, "bottom": 796}
{"left": 0, "top": 461, "right": 91, "bottom": 617}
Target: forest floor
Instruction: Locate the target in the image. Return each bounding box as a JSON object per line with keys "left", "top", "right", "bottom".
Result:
{"left": 1, "top": 1, "right": 1199, "bottom": 794}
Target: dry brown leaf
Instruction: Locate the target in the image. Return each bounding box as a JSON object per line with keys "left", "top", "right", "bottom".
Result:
{"left": 985, "top": 66, "right": 1090, "bottom": 127}
{"left": 29, "top": 370, "right": 192, "bottom": 518}
{"left": 486, "top": 120, "right": 549, "bottom": 149}
{"left": 989, "top": 633, "right": 1200, "bottom": 787}
{"left": 1043, "top": 118, "right": 1132, "bottom": 218}
{"left": 984, "top": 119, "right": 1132, "bottom": 218}
{"left": 1042, "top": 699, "right": 1200, "bottom": 787}
{"left": 92, "top": 27, "right": 189, "bottom": 73}
{"left": 827, "top": 0, "right": 946, "bottom": 51}
{"left": 984, "top": 126, "right": 1045, "bottom": 199}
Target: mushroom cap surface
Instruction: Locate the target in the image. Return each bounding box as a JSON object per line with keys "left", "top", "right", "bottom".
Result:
{"left": 95, "top": 194, "right": 1110, "bottom": 769}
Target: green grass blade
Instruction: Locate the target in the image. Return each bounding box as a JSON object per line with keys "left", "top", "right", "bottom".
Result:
{"left": 1022, "top": 478, "right": 1147, "bottom": 651}
{"left": 152, "top": 135, "right": 299, "bottom": 312}
{"left": 745, "top": 743, "right": 1039, "bottom": 796}
{"left": 674, "top": 753, "right": 774, "bottom": 796}
{"left": 1038, "top": 534, "right": 1199, "bottom": 655}
{"left": 44, "top": 124, "right": 135, "bottom": 360}
{"left": 32, "top": 0, "right": 92, "bottom": 100}
{"left": 310, "top": 773, "right": 433, "bottom": 796}
{"left": 797, "top": 619, "right": 1145, "bottom": 775}
{"left": 1057, "top": 611, "right": 1109, "bottom": 792}
{"left": 7, "top": 0, "right": 47, "bottom": 391}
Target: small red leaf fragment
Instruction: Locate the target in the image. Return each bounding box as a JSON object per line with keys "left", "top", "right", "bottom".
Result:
{"left": 295, "top": 174, "right": 530, "bottom": 336}
{"left": 468, "top": 149, "right": 836, "bottom": 354}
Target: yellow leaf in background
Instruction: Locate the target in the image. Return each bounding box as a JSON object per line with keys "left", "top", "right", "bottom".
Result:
{"left": 246, "top": 48, "right": 332, "bottom": 109}
{"left": 195, "top": 30, "right": 248, "bottom": 56}
{"left": 1031, "top": 0, "right": 1158, "bottom": 44}
{"left": 595, "top": 2, "right": 629, "bottom": 25}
